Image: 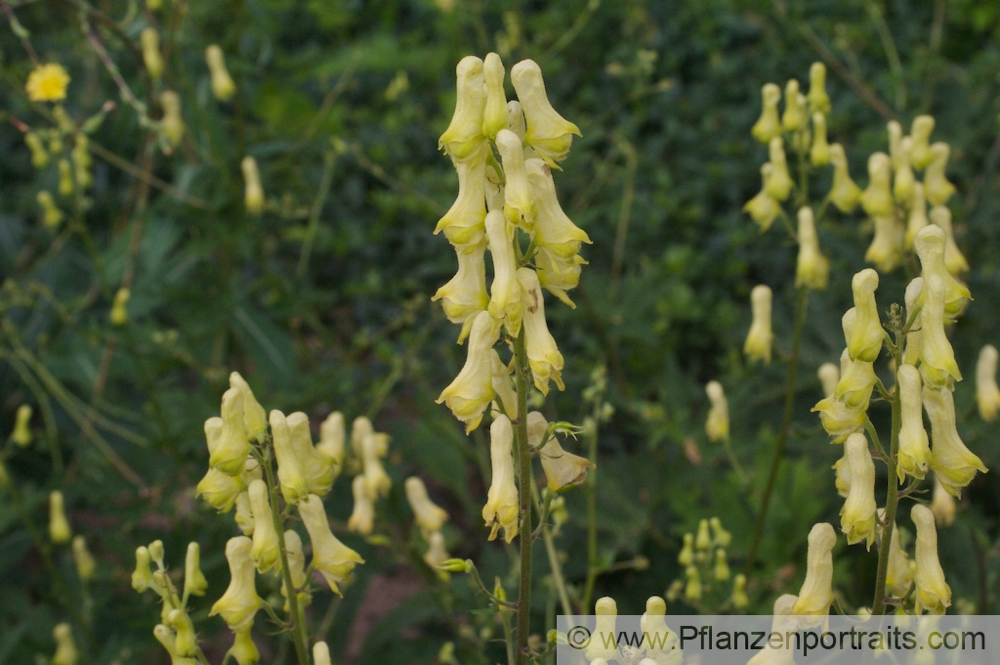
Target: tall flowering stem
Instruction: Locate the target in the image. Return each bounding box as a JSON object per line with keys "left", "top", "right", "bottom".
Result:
{"left": 513, "top": 326, "right": 533, "bottom": 665}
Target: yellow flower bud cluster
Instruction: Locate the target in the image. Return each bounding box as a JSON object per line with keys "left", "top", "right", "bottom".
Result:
{"left": 433, "top": 53, "right": 590, "bottom": 433}
{"left": 668, "top": 517, "right": 737, "bottom": 611}
{"left": 342, "top": 415, "right": 394, "bottom": 538}
{"left": 404, "top": 476, "right": 452, "bottom": 570}
{"left": 585, "top": 596, "right": 681, "bottom": 664}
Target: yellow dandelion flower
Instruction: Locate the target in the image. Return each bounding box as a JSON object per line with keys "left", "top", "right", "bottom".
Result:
{"left": 26, "top": 64, "right": 70, "bottom": 102}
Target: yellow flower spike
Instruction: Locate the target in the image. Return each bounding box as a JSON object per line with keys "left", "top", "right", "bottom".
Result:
{"left": 517, "top": 268, "right": 565, "bottom": 394}
{"left": 847, "top": 269, "right": 883, "bottom": 362}
{"left": 911, "top": 503, "right": 951, "bottom": 614}
{"left": 764, "top": 137, "right": 792, "bottom": 201}
{"left": 897, "top": 364, "right": 930, "bottom": 482}
{"left": 709, "top": 517, "right": 732, "bottom": 547}
{"left": 919, "top": 274, "right": 962, "bottom": 389}
{"left": 230, "top": 628, "right": 260, "bottom": 665}
{"left": 287, "top": 412, "right": 336, "bottom": 496}
{"left": 160, "top": 91, "right": 185, "bottom": 147}
{"left": 405, "top": 476, "right": 449, "bottom": 533}
{"left": 685, "top": 565, "right": 702, "bottom": 601}
{"left": 781, "top": 79, "right": 806, "bottom": 132}
{"left": 914, "top": 225, "right": 971, "bottom": 320}
{"left": 210, "top": 536, "right": 262, "bottom": 631}
{"left": 795, "top": 206, "right": 829, "bottom": 290}
{"left": 792, "top": 522, "right": 836, "bottom": 619}
{"left": 528, "top": 412, "right": 593, "bottom": 492}
{"left": 744, "top": 284, "right": 773, "bottom": 364}
{"left": 57, "top": 159, "right": 74, "bottom": 196}
{"left": 166, "top": 609, "right": 198, "bottom": 657}
{"left": 436, "top": 311, "right": 499, "bottom": 432}
{"left": 840, "top": 433, "right": 877, "bottom": 548}
{"left": 884, "top": 516, "right": 914, "bottom": 600}
{"left": 205, "top": 45, "right": 237, "bottom": 102}
{"left": 25, "top": 132, "right": 49, "bottom": 167}
{"left": 496, "top": 129, "right": 536, "bottom": 231}
{"left": 832, "top": 446, "right": 850, "bottom": 498}
{"left": 905, "top": 182, "right": 929, "bottom": 249}
{"left": 489, "top": 350, "right": 517, "bottom": 418}
{"left": 49, "top": 490, "right": 71, "bottom": 544}
{"left": 894, "top": 137, "right": 916, "bottom": 204}
{"left": 705, "top": 381, "right": 729, "bottom": 442}
{"left": 52, "top": 623, "right": 78, "bottom": 665}
{"left": 11, "top": 404, "right": 33, "bottom": 446}
{"left": 809, "top": 112, "right": 830, "bottom": 166}
{"left": 72, "top": 536, "right": 95, "bottom": 581}
{"left": 506, "top": 100, "right": 526, "bottom": 140}
{"left": 751, "top": 83, "right": 781, "bottom": 144}
{"left": 108, "top": 287, "right": 130, "bottom": 326}
{"left": 714, "top": 548, "right": 731, "bottom": 582}
{"left": 131, "top": 546, "right": 155, "bottom": 592}
{"left": 525, "top": 158, "right": 591, "bottom": 257}
{"left": 280, "top": 530, "right": 311, "bottom": 613}
{"left": 184, "top": 542, "right": 208, "bottom": 597}
{"left": 924, "top": 385, "right": 986, "bottom": 498}
{"left": 347, "top": 475, "right": 375, "bottom": 536}
{"left": 902, "top": 277, "right": 924, "bottom": 367}
{"left": 930, "top": 475, "right": 956, "bottom": 527}
{"left": 433, "top": 240, "right": 489, "bottom": 343}
{"left": 928, "top": 206, "right": 969, "bottom": 276}
{"left": 361, "top": 431, "right": 391, "bottom": 497}
{"left": 313, "top": 642, "right": 332, "bottom": 665}
{"left": 424, "top": 530, "right": 450, "bottom": 569}
{"left": 828, "top": 143, "right": 862, "bottom": 212}
{"left": 482, "top": 415, "right": 519, "bottom": 542}
{"left": 807, "top": 62, "right": 830, "bottom": 115}
{"left": 678, "top": 533, "right": 694, "bottom": 566}
{"left": 510, "top": 59, "right": 581, "bottom": 166}
{"left": 234, "top": 492, "right": 254, "bottom": 535}
{"left": 434, "top": 154, "right": 488, "bottom": 248}
{"left": 866, "top": 214, "right": 904, "bottom": 273}
{"left": 247, "top": 479, "right": 280, "bottom": 573}
{"left": 140, "top": 28, "right": 164, "bottom": 79}
{"left": 298, "top": 494, "right": 365, "bottom": 595}
{"left": 481, "top": 53, "right": 508, "bottom": 140}
{"left": 27, "top": 63, "right": 70, "bottom": 102}
{"left": 860, "top": 152, "right": 894, "bottom": 217}
{"left": 587, "top": 597, "right": 619, "bottom": 661}
{"left": 240, "top": 157, "right": 264, "bottom": 215}
{"left": 924, "top": 143, "right": 956, "bottom": 206}
{"left": 976, "top": 345, "right": 1000, "bottom": 421}
{"left": 210, "top": 389, "right": 251, "bottom": 476}
{"left": 438, "top": 56, "right": 487, "bottom": 161}
{"left": 910, "top": 115, "right": 935, "bottom": 170}
{"left": 317, "top": 411, "right": 346, "bottom": 470}
{"left": 484, "top": 211, "right": 523, "bottom": 337}
{"left": 37, "top": 191, "right": 64, "bottom": 228}
{"left": 731, "top": 574, "right": 749, "bottom": 610}
{"left": 744, "top": 164, "right": 781, "bottom": 231}
{"left": 817, "top": 362, "right": 839, "bottom": 398}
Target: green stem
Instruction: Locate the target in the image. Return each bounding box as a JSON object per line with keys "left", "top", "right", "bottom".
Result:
{"left": 531, "top": 485, "right": 573, "bottom": 618}
{"left": 872, "top": 356, "right": 903, "bottom": 614}
{"left": 513, "top": 326, "right": 533, "bottom": 665}
{"left": 580, "top": 406, "right": 599, "bottom": 613}
{"left": 260, "top": 441, "right": 311, "bottom": 665}
{"left": 746, "top": 286, "right": 808, "bottom": 571}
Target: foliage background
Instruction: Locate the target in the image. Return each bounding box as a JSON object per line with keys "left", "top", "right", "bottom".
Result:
{"left": 2, "top": 0, "right": 1000, "bottom": 662}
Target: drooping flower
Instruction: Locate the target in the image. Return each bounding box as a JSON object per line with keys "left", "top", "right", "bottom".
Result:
{"left": 228, "top": 372, "right": 267, "bottom": 443}
{"left": 510, "top": 59, "right": 581, "bottom": 166}
{"left": 347, "top": 475, "right": 375, "bottom": 535}
{"left": 495, "top": 129, "right": 536, "bottom": 231}
{"left": 792, "top": 522, "right": 837, "bottom": 619}
{"left": 485, "top": 209, "right": 523, "bottom": 336}
{"left": 807, "top": 62, "right": 830, "bottom": 115}
{"left": 289, "top": 412, "right": 336, "bottom": 496}
{"left": 924, "top": 143, "right": 956, "bottom": 206}
{"left": 918, "top": 274, "right": 962, "bottom": 389}
{"left": 209, "top": 389, "right": 251, "bottom": 476}
{"left": 884, "top": 515, "right": 914, "bottom": 599}
{"left": 839, "top": 433, "right": 876, "bottom": 548}
{"left": 860, "top": 152, "right": 894, "bottom": 217}
{"left": 528, "top": 411, "right": 593, "bottom": 492}
{"left": 846, "top": 269, "right": 883, "bottom": 362}
{"left": 976, "top": 345, "right": 1000, "bottom": 421}
{"left": 280, "top": 530, "right": 311, "bottom": 612}
{"left": 914, "top": 225, "right": 971, "bottom": 319}
{"left": 897, "top": 364, "right": 930, "bottom": 482}
{"left": 911, "top": 504, "right": 951, "bottom": 615}
{"left": 517, "top": 268, "right": 564, "bottom": 394}
{"left": 298, "top": 494, "right": 364, "bottom": 595}
{"left": 910, "top": 115, "right": 935, "bottom": 170}
{"left": 795, "top": 207, "right": 829, "bottom": 290}
{"left": 751, "top": 83, "right": 781, "bottom": 144}
{"left": 587, "top": 597, "right": 619, "bottom": 662}
{"left": 704, "top": 381, "right": 729, "bottom": 442}
{"left": 436, "top": 311, "right": 500, "bottom": 432}
{"left": 817, "top": 362, "right": 840, "bottom": 397}
{"left": 438, "top": 56, "right": 487, "bottom": 162}
{"left": 433, "top": 240, "right": 489, "bottom": 343}
{"left": 205, "top": 45, "right": 237, "bottom": 102}
{"left": 743, "top": 164, "right": 781, "bottom": 231}
{"left": 184, "top": 542, "right": 208, "bottom": 598}
{"left": 810, "top": 112, "right": 830, "bottom": 166}
{"left": 765, "top": 138, "right": 792, "bottom": 201}
{"left": 210, "top": 536, "right": 262, "bottom": 631}
{"left": 928, "top": 205, "right": 969, "bottom": 276}
{"left": 744, "top": 285, "right": 773, "bottom": 364}
{"left": 26, "top": 63, "right": 71, "bottom": 102}
{"left": 865, "top": 215, "right": 904, "bottom": 273}
{"left": 434, "top": 154, "right": 488, "bottom": 248}
{"left": 828, "top": 143, "right": 861, "bottom": 213}
{"left": 534, "top": 246, "right": 586, "bottom": 308}
{"left": 269, "top": 410, "right": 307, "bottom": 503}
{"left": 481, "top": 53, "right": 508, "bottom": 139}
{"left": 247, "top": 479, "right": 280, "bottom": 573}
{"left": 482, "top": 414, "right": 519, "bottom": 543}
{"left": 924, "top": 385, "right": 987, "bottom": 498}
{"left": 525, "top": 159, "right": 591, "bottom": 258}
{"left": 405, "top": 476, "right": 449, "bottom": 534}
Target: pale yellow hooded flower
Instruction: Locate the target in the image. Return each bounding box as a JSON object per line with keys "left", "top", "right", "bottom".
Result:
{"left": 438, "top": 56, "right": 487, "bottom": 161}
{"left": 924, "top": 385, "right": 987, "bottom": 498}
{"left": 710, "top": 517, "right": 732, "bottom": 547}
{"left": 247, "top": 479, "right": 280, "bottom": 573}
{"left": 317, "top": 411, "right": 346, "bottom": 472}
{"left": 510, "top": 59, "right": 581, "bottom": 166}
{"left": 897, "top": 364, "right": 930, "bottom": 482}
{"left": 361, "top": 431, "right": 391, "bottom": 498}
{"left": 528, "top": 411, "right": 593, "bottom": 492}
{"left": 299, "top": 494, "right": 365, "bottom": 595}
{"left": 744, "top": 164, "right": 781, "bottom": 231}
{"left": 884, "top": 515, "right": 914, "bottom": 600}
{"left": 269, "top": 411, "right": 308, "bottom": 503}
{"left": 433, "top": 239, "right": 489, "bottom": 343}
{"left": 678, "top": 533, "right": 694, "bottom": 566}
{"left": 894, "top": 136, "right": 916, "bottom": 204}
{"left": 751, "top": 83, "right": 781, "bottom": 143}
{"left": 860, "top": 152, "right": 894, "bottom": 217}
{"left": 184, "top": 542, "right": 208, "bottom": 598}
{"left": 828, "top": 143, "right": 861, "bottom": 213}
{"left": 49, "top": 490, "right": 71, "bottom": 544}
{"left": 781, "top": 79, "right": 806, "bottom": 132}
{"left": 930, "top": 474, "right": 956, "bottom": 527}
{"left": 731, "top": 574, "right": 749, "bottom": 610}
{"left": 485, "top": 209, "right": 523, "bottom": 336}
{"left": 818, "top": 362, "right": 840, "bottom": 398}
{"left": 228, "top": 372, "right": 268, "bottom": 443}
{"left": 840, "top": 433, "right": 876, "bottom": 548}
{"left": 496, "top": 129, "right": 536, "bottom": 231}
{"left": 865, "top": 215, "right": 904, "bottom": 273}
{"left": 749, "top": 595, "right": 799, "bottom": 665}
{"left": 765, "top": 137, "right": 792, "bottom": 201}
{"left": 795, "top": 206, "right": 829, "bottom": 290}
{"left": 705, "top": 381, "right": 729, "bottom": 442}
{"left": 640, "top": 596, "right": 680, "bottom": 658}
{"left": 210, "top": 536, "right": 262, "bottom": 631}
{"left": 587, "top": 597, "right": 619, "bottom": 661}
{"left": 525, "top": 158, "right": 591, "bottom": 258}
{"left": 910, "top": 115, "right": 935, "bottom": 170}
{"left": 911, "top": 503, "right": 951, "bottom": 615}
{"left": 924, "top": 143, "right": 956, "bottom": 206}
{"left": 792, "top": 522, "right": 837, "bottom": 619}
{"left": 489, "top": 350, "right": 517, "bottom": 417}
{"left": 810, "top": 112, "right": 830, "bottom": 166}
{"left": 807, "top": 62, "right": 830, "bottom": 114}
{"left": 313, "top": 642, "right": 332, "bottom": 665}
{"left": 832, "top": 445, "right": 851, "bottom": 498}
{"left": 281, "top": 530, "right": 311, "bottom": 612}
{"left": 914, "top": 225, "right": 971, "bottom": 320}
{"left": 434, "top": 154, "right": 488, "bottom": 248}
{"left": 976, "top": 344, "right": 1000, "bottom": 421}
{"left": 685, "top": 565, "right": 702, "bottom": 601}
{"left": 405, "top": 476, "right": 449, "bottom": 533}
{"left": 517, "top": 267, "right": 565, "bottom": 394}
{"left": 234, "top": 492, "right": 254, "bottom": 536}
{"left": 160, "top": 91, "right": 185, "bottom": 147}
{"left": 534, "top": 244, "right": 586, "bottom": 308}
{"left": 240, "top": 157, "right": 264, "bottom": 215}
{"left": 744, "top": 285, "right": 773, "bottom": 364}
{"left": 506, "top": 99, "right": 527, "bottom": 140}
{"left": 52, "top": 623, "right": 78, "bottom": 665}
{"left": 153, "top": 624, "right": 198, "bottom": 665}
{"left": 905, "top": 182, "right": 929, "bottom": 249}
{"left": 166, "top": 608, "right": 198, "bottom": 658}
{"left": 436, "top": 310, "right": 500, "bottom": 432}
{"left": 209, "top": 389, "right": 251, "bottom": 476}
{"left": 350, "top": 416, "right": 373, "bottom": 459}
{"left": 347, "top": 475, "right": 375, "bottom": 536}
{"left": 483, "top": 414, "right": 519, "bottom": 542}
{"left": 928, "top": 205, "right": 969, "bottom": 276}
{"left": 918, "top": 274, "right": 962, "bottom": 389}
{"left": 481, "top": 53, "right": 508, "bottom": 139}
{"left": 230, "top": 628, "right": 259, "bottom": 665}
{"left": 141, "top": 28, "right": 164, "bottom": 79}
{"left": 205, "top": 45, "right": 237, "bottom": 101}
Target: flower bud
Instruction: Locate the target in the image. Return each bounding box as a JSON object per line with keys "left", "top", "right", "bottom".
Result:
{"left": 751, "top": 83, "right": 781, "bottom": 143}
{"left": 792, "top": 522, "right": 836, "bottom": 618}
{"left": 184, "top": 542, "right": 208, "bottom": 597}
{"left": 313, "top": 642, "right": 332, "bottom": 665}
{"left": 231, "top": 628, "right": 259, "bottom": 665}
{"left": 361, "top": 431, "right": 391, "bottom": 497}
{"left": 526, "top": 159, "right": 591, "bottom": 258}
{"left": 919, "top": 274, "right": 962, "bottom": 389}
{"left": 298, "top": 494, "right": 365, "bottom": 595}
{"left": 481, "top": 53, "right": 507, "bottom": 139}
{"left": 52, "top": 623, "right": 78, "bottom": 665}
{"left": 678, "top": 533, "right": 694, "bottom": 566}
{"left": 438, "top": 56, "right": 487, "bottom": 161}
{"left": 912, "top": 503, "right": 951, "bottom": 614}
{"left": 809, "top": 112, "right": 830, "bottom": 166}
{"left": 406, "top": 476, "right": 449, "bottom": 533}
{"left": 694, "top": 518, "right": 712, "bottom": 550}
{"left": 11, "top": 404, "right": 32, "bottom": 446}
{"left": 744, "top": 164, "right": 780, "bottom": 231}
{"left": 910, "top": 115, "right": 935, "bottom": 169}
{"left": 928, "top": 205, "right": 968, "bottom": 275}
{"left": 780, "top": 79, "right": 806, "bottom": 132}
{"left": 901, "top": 277, "right": 924, "bottom": 366}
{"left": 317, "top": 411, "right": 346, "bottom": 470}
{"left": 731, "top": 574, "right": 749, "bottom": 610}
{"left": 518, "top": 268, "right": 565, "bottom": 394}
{"left": 166, "top": 608, "right": 198, "bottom": 657}
{"left": 349, "top": 416, "right": 373, "bottom": 458}
{"left": 197, "top": 448, "right": 244, "bottom": 512}
{"left": 205, "top": 45, "right": 236, "bottom": 101}
{"left": 839, "top": 433, "right": 876, "bottom": 548}
{"left": 976, "top": 345, "right": 1000, "bottom": 421}
{"left": 640, "top": 596, "right": 679, "bottom": 654}
{"left": 347, "top": 475, "right": 376, "bottom": 536}
{"left": 49, "top": 490, "right": 71, "bottom": 544}
{"left": 807, "top": 62, "right": 830, "bottom": 115}
{"left": 109, "top": 287, "right": 130, "bottom": 326}
{"left": 26, "top": 132, "right": 49, "bottom": 168}
{"left": 482, "top": 415, "right": 518, "bottom": 542}
{"left": 744, "top": 285, "right": 773, "bottom": 364}
{"left": 72, "top": 536, "right": 95, "bottom": 581}
{"left": 510, "top": 59, "right": 581, "bottom": 166}
{"left": 705, "top": 381, "right": 729, "bottom": 442}
{"left": 764, "top": 138, "right": 792, "bottom": 201}
{"left": 247, "top": 479, "right": 280, "bottom": 573}
{"left": 817, "top": 362, "right": 839, "bottom": 397}
{"left": 434, "top": 156, "right": 488, "bottom": 248}
{"left": 132, "top": 546, "right": 155, "bottom": 592}
{"left": 924, "top": 143, "right": 956, "bottom": 206}
{"left": 795, "top": 207, "right": 829, "bottom": 290}
{"left": 685, "top": 565, "right": 702, "bottom": 601}
{"left": 281, "top": 530, "right": 311, "bottom": 612}
{"left": 160, "top": 91, "right": 185, "bottom": 148}
{"left": 905, "top": 182, "right": 929, "bottom": 249}
{"left": 897, "top": 364, "right": 930, "bottom": 482}
{"left": 241, "top": 157, "right": 264, "bottom": 215}
{"left": 860, "top": 152, "right": 894, "bottom": 216}
{"left": 534, "top": 245, "right": 586, "bottom": 308}
{"left": 865, "top": 215, "right": 904, "bottom": 273}
{"left": 432, "top": 240, "right": 489, "bottom": 343}
{"left": 290, "top": 412, "right": 336, "bottom": 496}
{"left": 436, "top": 311, "right": 500, "bottom": 432}
{"left": 37, "top": 191, "right": 64, "bottom": 228}
{"left": 847, "top": 269, "right": 883, "bottom": 362}
{"left": 924, "top": 385, "right": 986, "bottom": 498}
{"left": 894, "top": 136, "right": 916, "bottom": 203}
{"left": 828, "top": 143, "right": 861, "bottom": 212}
{"left": 914, "top": 225, "right": 971, "bottom": 320}
{"left": 57, "top": 158, "right": 73, "bottom": 196}
{"left": 587, "top": 597, "right": 618, "bottom": 661}
{"left": 714, "top": 548, "right": 731, "bottom": 582}
{"left": 141, "top": 28, "right": 164, "bottom": 79}
{"left": 211, "top": 389, "right": 251, "bottom": 476}
{"left": 439, "top": 558, "right": 472, "bottom": 573}
{"left": 930, "top": 475, "right": 956, "bottom": 527}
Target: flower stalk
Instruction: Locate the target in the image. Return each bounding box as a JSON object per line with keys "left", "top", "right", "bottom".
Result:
{"left": 513, "top": 325, "right": 533, "bottom": 665}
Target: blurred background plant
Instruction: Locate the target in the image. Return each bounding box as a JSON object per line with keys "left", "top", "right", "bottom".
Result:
{"left": 2, "top": 0, "right": 1000, "bottom": 663}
